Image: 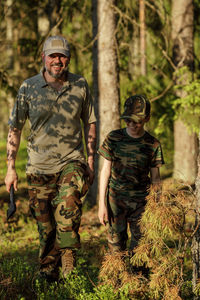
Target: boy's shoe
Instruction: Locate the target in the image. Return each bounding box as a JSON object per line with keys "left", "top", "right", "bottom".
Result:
{"left": 61, "top": 249, "right": 76, "bottom": 278}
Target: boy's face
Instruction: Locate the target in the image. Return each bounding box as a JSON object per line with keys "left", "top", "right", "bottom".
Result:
{"left": 124, "top": 115, "right": 150, "bottom": 138}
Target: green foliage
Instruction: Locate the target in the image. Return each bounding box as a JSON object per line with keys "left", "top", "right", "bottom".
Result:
{"left": 173, "top": 66, "right": 200, "bottom": 134}
{"left": 194, "top": 282, "right": 200, "bottom": 297}
{"left": 61, "top": 0, "right": 93, "bottom": 82}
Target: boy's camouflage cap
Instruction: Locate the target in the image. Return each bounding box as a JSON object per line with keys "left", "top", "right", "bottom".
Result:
{"left": 43, "top": 36, "right": 70, "bottom": 57}
{"left": 120, "top": 95, "right": 151, "bottom": 122}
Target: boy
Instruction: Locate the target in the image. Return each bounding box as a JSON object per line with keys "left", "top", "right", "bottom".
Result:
{"left": 98, "top": 95, "right": 164, "bottom": 252}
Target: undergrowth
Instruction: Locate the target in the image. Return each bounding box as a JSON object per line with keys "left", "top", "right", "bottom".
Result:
{"left": 0, "top": 141, "right": 197, "bottom": 299}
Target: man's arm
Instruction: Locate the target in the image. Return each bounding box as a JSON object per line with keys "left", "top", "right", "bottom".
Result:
{"left": 98, "top": 157, "right": 111, "bottom": 226}
{"left": 84, "top": 122, "right": 96, "bottom": 185}
{"left": 5, "top": 127, "right": 21, "bottom": 192}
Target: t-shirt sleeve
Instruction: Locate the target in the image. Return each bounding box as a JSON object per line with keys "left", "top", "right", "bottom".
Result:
{"left": 97, "top": 134, "right": 114, "bottom": 161}
{"left": 151, "top": 143, "right": 165, "bottom": 168}
{"left": 8, "top": 82, "right": 28, "bottom": 130}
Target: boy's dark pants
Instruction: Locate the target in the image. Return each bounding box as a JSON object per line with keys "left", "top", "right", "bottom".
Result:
{"left": 27, "top": 161, "right": 89, "bottom": 270}
{"left": 107, "top": 189, "right": 146, "bottom": 252}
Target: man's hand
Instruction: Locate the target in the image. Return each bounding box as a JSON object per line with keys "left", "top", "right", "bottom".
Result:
{"left": 86, "top": 158, "right": 95, "bottom": 185}
{"left": 5, "top": 169, "right": 18, "bottom": 192}
{"left": 85, "top": 122, "right": 96, "bottom": 185}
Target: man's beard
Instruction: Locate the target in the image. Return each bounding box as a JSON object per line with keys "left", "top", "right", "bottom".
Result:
{"left": 46, "top": 63, "right": 68, "bottom": 79}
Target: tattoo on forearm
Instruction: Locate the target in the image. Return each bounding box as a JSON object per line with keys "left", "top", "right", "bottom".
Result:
{"left": 7, "top": 128, "right": 21, "bottom": 163}
{"left": 7, "top": 149, "right": 17, "bottom": 161}
{"left": 8, "top": 138, "right": 17, "bottom": 147}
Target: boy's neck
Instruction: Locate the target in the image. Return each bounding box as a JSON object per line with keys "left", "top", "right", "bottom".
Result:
{"left": 126, "top": 127, "right": 145, "bottom": 138}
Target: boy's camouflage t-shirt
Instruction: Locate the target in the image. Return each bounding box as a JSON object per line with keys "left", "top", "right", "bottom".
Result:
{"left": 9, "top": 71, "right": 96, "bottom": 174}
{"left": 98, "top": 128, "right": 164, "bottom": 198}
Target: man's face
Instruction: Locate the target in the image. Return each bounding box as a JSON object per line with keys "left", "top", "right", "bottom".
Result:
{"left": 43, "top": 53, "right": 70, "bottom": 79}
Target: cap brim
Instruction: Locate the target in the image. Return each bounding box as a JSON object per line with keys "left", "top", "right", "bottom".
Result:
{"left": 44, "top": 49, "right": 70, "bottom": 57}
{"left": 120, "top": 115, "right": 144, "bottom": 122}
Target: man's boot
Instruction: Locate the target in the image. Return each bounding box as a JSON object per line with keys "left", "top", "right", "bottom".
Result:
{"left": 39, "top": 264, "right": 58, "bottom": 282}
{"left": 61, "top": 249, "right": 76, "bottom": 278}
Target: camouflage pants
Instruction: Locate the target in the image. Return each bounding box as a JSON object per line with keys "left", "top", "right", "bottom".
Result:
{"left": 107, "top": 188, "right": 146, "bottom": 252}
{"left": 27, "top": 161, "right": 89, "bottom": 268}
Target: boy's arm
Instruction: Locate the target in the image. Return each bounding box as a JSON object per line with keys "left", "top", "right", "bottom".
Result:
{"left": 150, "top": 167, "right": 161, "bottom": 185}
{"left": 98, "top": 157, "right": 111, "bottom": 226}
{"left": 5, "top": 127, "right": 21, "bottom": 192}
{"left": 150, "top": 167, "right": 162, "bottom": 201}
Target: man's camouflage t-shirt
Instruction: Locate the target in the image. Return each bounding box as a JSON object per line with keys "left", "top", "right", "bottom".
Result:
{"left": 9, "top": 71, "right": 96, "bottom": 174}
{"left": 98, "top": 129, "right": 164, "bottom": 198}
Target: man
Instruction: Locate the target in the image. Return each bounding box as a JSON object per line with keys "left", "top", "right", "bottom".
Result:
{"left": 5, "top": 36, "right": 96, "bottom": 280}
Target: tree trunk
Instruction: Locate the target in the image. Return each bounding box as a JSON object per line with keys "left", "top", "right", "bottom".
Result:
{"left": 139, "top": 0, "right": 146, "bottom": 76}
{"left": 174, "top": 120, "right": 198, "bottom": 183}
{"left": 98, "top": 0, "right": 120, "bottom": 148}
{"left": 86, "top": 0, "right": 99, "bottom": 207}
{"left": 172, "top": 0, "right": 197, "bottom": 184}
{"left": 5, "top": 0, "right": 15, "bottom": 115}
{"left": 86, "top": 0, "right": 120, "bottom": 207}
{"left": 193, "top": 148, "right": 200, "bottom": 298}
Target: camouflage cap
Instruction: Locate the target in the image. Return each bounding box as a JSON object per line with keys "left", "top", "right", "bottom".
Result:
{"left": 43, "top": 36, "right": 70, "bottom": 57}
{"left": 120, "top": 95, "right": 150, "bottom": 123}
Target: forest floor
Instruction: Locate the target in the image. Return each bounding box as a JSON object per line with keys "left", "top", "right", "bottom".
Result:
{"left": 0, "top": 141, "right": 195, "bottom": 299}
{"left": 0, "top": 178, "right": 195, "bottom": 300}
{"left": 0, "top": 179, "right": 110, "bottom": 300}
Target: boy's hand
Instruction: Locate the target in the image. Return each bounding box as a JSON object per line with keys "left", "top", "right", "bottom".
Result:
{"left": 98, "top": 205, "right": 108, "bottom": 226}
{"left": 151, "top": 183, "right": 162, "bottom": 202}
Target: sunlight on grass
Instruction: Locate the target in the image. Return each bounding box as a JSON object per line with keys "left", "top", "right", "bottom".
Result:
{"left": 0, "top": 218, "right": 39, "bottom": 258}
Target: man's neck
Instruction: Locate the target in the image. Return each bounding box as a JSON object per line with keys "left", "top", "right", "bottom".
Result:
{"left": 43, "top": 70, "right": 66, "bottom": 91}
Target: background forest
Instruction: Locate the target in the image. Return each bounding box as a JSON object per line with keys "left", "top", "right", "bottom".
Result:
{"left": 1, "top": 0, "right": 200, "bottom": 182}
{"left": 1, "top": 0, "right": 200, "bottom": 299}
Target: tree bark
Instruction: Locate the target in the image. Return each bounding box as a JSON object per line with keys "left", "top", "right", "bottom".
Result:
{"left": 98, "top": 0, "right": 120, "bottom": 148}
{"left": 193, "top": 149, "right": 200, "bottom": 298}
{"left": 86, "top": 0, "right": 120, "bottom": 207}
{"left": 5, "top": 0, "right": 15, "bottom": 116}
{"left": 86, "top": 0, "right": 99, "bottom": 207}
{"left": 173, "top": 120, "right": 198, "bottom": 183}
{"left": 139, "top": 0, "right": 146, "bottom": 76}
{"left": 172, "top": 0, "right": 197, "bottom": 184}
